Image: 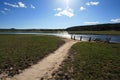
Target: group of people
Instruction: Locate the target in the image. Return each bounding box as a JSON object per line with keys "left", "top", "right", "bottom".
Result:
{"left": 71, "top": 35, "right": 111, "bottom": 42}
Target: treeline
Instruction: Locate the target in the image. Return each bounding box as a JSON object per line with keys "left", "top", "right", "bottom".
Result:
{"left": 0, "top": 28, "right": 65, "bottom": 32}
{"left": 66, "top": 23, "right": 120, "bottom": 31}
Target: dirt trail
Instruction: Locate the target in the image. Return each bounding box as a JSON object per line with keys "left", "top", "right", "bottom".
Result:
{"left": 6, "top": 39, "right": 77, "bottom": 80}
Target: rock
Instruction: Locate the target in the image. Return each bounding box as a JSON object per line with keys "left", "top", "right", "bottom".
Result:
{"left": 59, "top": 64, "right": 62, "bottom": 67}
{"left": 18, "top": 70, "right": 22, "bottom": 73}
{"left": 40, "top": 77, "right": 44, "bottom": 80}
{"left": 67, "top": 56, "right": 71, "bottom": 59}
{"left": 8, "top": 72, "right": 14, "bottom": 77}
{"left": 57, "top": 71, "right": 64, "bottom": 76}
{"left": 52, "top": 72, "right": 56, "bottom": 77}
{"left": 64, "top": 73, "right": 69, "bottom": 79}
{"left": 10, "top": 67, "right": 13, "bottom": 70}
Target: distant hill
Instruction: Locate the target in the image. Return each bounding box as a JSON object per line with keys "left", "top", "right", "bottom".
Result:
{"left": 66, "top": 23, "right": 120, "bottom": 31}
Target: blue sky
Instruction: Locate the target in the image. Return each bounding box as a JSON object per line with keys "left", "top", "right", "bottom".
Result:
{"left": 0, "top": 0, "right": 120, "bottom": 29}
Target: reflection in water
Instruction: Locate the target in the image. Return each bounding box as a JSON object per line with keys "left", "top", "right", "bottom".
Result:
{"left": 56, "top": 31, "right": 71, "bottom": 39}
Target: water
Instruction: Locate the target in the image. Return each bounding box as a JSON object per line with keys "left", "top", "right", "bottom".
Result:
{"left": 72, "top": 34, "right": 120, "bottom": 43}
{"left": 0, "top": 32, "right": 120, "bottom": 43}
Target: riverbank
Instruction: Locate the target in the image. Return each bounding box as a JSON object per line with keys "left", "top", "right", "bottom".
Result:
{"left": 51, "top": 42, "right": 120, "bottom": 80}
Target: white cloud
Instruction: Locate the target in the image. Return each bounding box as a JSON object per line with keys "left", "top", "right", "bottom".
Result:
{"left": 18, "top": 2, "right": 27, "bottom": 8}
{"left": 111, "top": 18, "right": 120, "bottom": 23}
{"left": 4, "top": 8, "right": 10, "bottom": 11}
{"left": 4, "top": 2, "right": 19, "bottom": 8}
{"left": 55, "top": 13, "right": 62, "bottom": 16}
{"left": 84, "top": 21, "right": 99, "bottom": 25}
{"left": 86, "top": 2, "right": 99, "bottom": 6}
{"left": 80, "top": 6, "right": 86, "bottom": 11}
{"left": 54, "top": 8, "right": 62, "bottom": 11}
{"left": 31, "top": 4, "right": 35, "bottom": 9}
{"left": 55, "top": 8, "right": 74, "bottom": 18}
{"left": 4, "top": 2, "right": 27, "bottom": 8}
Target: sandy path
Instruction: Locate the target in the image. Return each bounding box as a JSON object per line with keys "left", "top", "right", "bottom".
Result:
{"left": 6, "top": 39, "right": 77, "bottom": 80}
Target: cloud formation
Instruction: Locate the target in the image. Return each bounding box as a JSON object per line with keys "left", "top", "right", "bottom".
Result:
{"left": 54, "top": 0, "right": 74, "bottom": 18}
{"left": 4, "top": 8, "right": 10, "bottom": 11}
{"left": 31, "top": 4, "right": 35, "bottom": 9}
{"left": 4, "top": 2, "right": 27, "bottom": 8}
{"left": 54, "top": 8, "right": 62, "bottom": 11}
{"left": 18, "top": 2, "right": 27, "bottom": 8}
{"left": 84, "top": 21, "right": 99, "bottom": 25}
{"left": 55, "top": 8, "right": 74, "bottom": 18}
{"left": 86, "top": 1, "right": 99, "bottom": 6}
{"left": 78, "top": 1, "right": 100, "bottom": 12}
{"left": 4, "top": 2, "right": 19, "bottom": 8}
{"left": 80, "top": 6, "right": 86, "bottom": 11}
{"left": 111, "top": 18, "right": 120, "bottom": 23}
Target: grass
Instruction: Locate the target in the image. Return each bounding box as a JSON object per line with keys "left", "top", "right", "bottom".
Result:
{"left": 68, "top": 31, "right": 120, "bottom": 35}
{"left": 0, "top": 34, "right": 64, "bottom": 76}
{"left": 58, "top": 42, "right": 120, "bottom": 80}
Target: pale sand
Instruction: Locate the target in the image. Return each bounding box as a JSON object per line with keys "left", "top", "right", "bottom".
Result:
{"left": 6, "top": 39, "right": 77, "bottom": 80}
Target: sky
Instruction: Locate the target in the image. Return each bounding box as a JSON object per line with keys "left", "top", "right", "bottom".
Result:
{"left": 0, "top": 0, "right": 120, "bottom": 29}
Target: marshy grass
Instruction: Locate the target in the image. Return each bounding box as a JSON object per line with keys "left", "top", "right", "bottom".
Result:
{"left": 0, "top": 34, "right": 64, "bottom": 76}
{"left": 57, "top": 42, "right": 120, "bottom": 80}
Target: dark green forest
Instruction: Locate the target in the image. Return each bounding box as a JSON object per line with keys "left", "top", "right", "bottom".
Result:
{"left": 66, "top": 23, "right": 120, "bottom": 31}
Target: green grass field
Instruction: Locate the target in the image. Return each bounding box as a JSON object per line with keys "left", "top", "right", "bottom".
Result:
{"left": 0, "top": 34, "right": 64, "bottom": 76}
{"left": 68, "top": 31, "right": 120, "bottom": 35}
{"left": 56, "top": 42, "right": 120, "bottom": 80}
